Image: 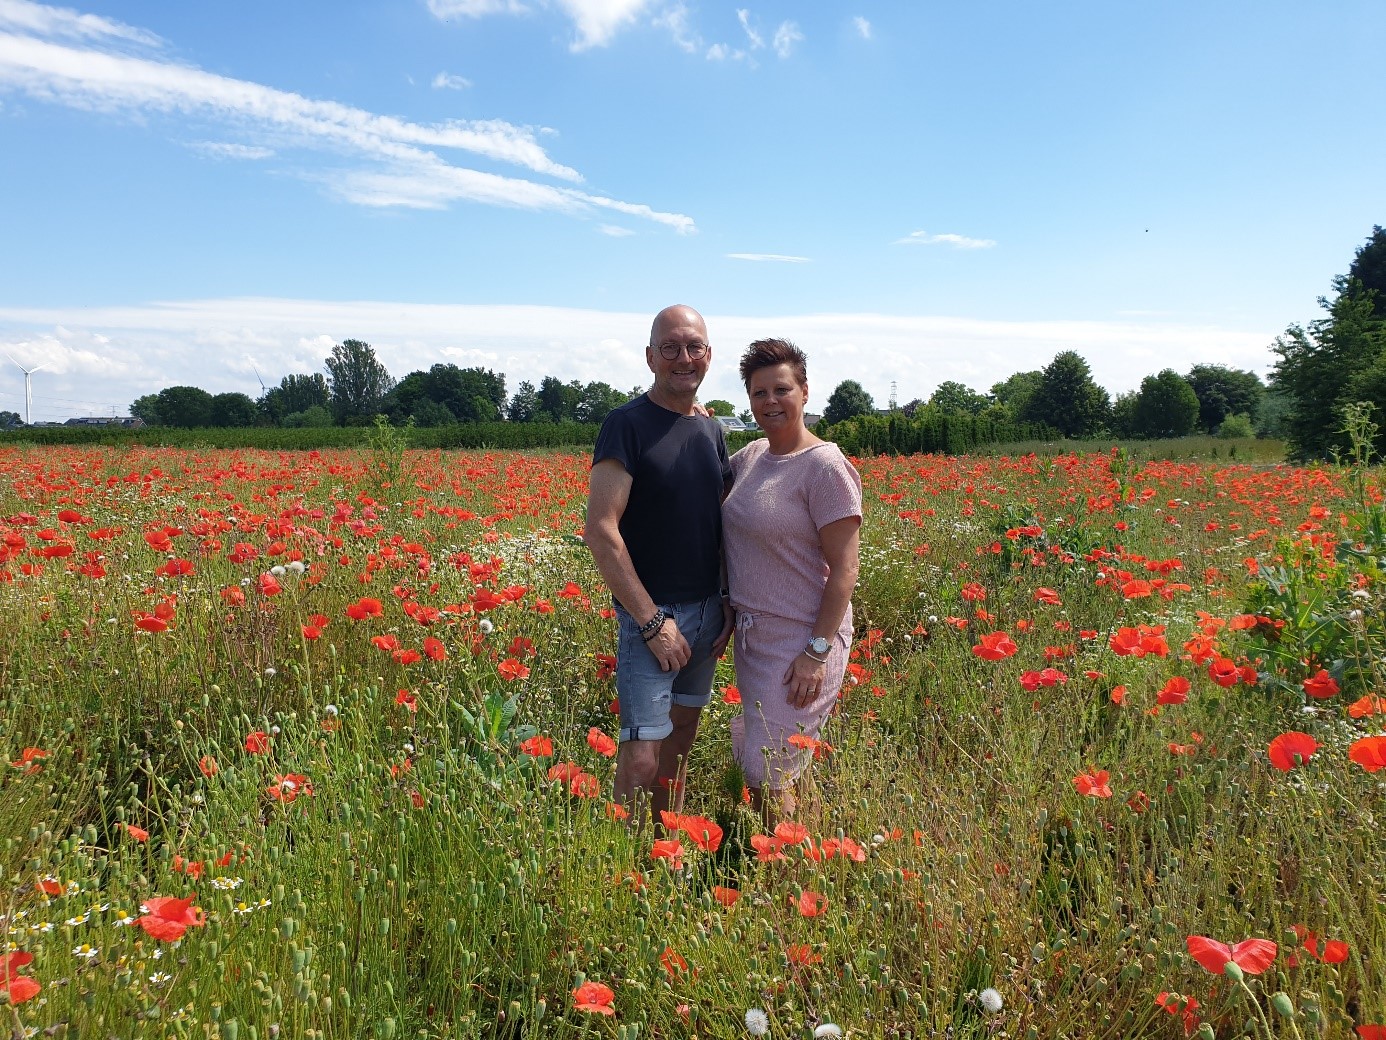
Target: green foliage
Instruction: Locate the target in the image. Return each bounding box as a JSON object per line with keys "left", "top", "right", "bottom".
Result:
{"left": 1344, "top": 224, "right": 1386, "bottom": 319}
{"left": 823, "top": 379, "right": 876, "bottom": 426}
{"left": 821, "top": 405, "right": 1055, "bottom": 455}
{"left": 259, "top": 373, "right": 329, "bottom": 423}
{"left": 1108, "top": 392, "right": 1138, "bottom": 439}
{"left": 0, "top": 409, "right": 21, "bottom": 428}
{"left": 989, "top": 370, "right": 1043, "bottom": 417}
{"left": 1185, "top": 364, "right": 1265, "bottom": 434}
{"left": 1020, "top": 351, "right": 1110, "bottom": 437}
{"left": 1132, "top": 369, "right": 1199, "bottom": 439}
{"left": 387, "top": 364, "right": 506, "bottom": 425}
{"left": 0, "top": 421, "right": 604, "bottom": 450}
{"left": 704, "top": 398, "right": 735, "bottom": 417}
{"left": 326, "top": 339, "right": 395, "bottom": 423}
{"left": 210, "top": 391, "right": 261, "bottom": 428}
{"left": 149, "top": 385, "right": 215, "bottom": 428}
{"left": 928, "top": 380, "right": 991, "bottom": 416}
{"left": 281, "top": 404, "right": 334, "bottom": 428}
{"left": 1216, "top": 412, "right": 1255, "bottom": 439}
{"left": 506, "top": 379, "right": 539, "bottom": 422}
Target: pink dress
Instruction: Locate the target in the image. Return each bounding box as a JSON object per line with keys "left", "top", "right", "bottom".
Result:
{"left": 722, "top": 439, "right": 862, "bottom": 787}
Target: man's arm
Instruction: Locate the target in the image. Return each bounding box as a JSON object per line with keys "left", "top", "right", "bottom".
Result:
{"left": 586, "top": 459, "right": 691, "bottom": 672}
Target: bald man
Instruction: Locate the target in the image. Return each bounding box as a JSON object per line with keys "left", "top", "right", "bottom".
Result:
{"left": 585, "top": 305, "right": 735, "bottom": 825}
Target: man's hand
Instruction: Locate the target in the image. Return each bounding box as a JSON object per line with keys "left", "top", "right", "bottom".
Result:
{"left": 712, "top": 598, "right": 735, "bottom": 658}
{"left": 646, "top": 617, "right": 692, "bottom": 672}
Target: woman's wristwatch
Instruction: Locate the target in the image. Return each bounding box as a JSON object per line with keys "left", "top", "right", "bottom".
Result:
{"left": 803, "top": 636, "right": 830, "bottom": 662}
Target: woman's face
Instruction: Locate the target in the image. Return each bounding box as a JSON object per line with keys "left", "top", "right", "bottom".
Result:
{"left": 746, "top": 362, "right": 808, "bottom": 434}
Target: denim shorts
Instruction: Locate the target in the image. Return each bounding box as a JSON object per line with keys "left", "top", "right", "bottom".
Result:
{"left": 615, "top": 592, "right": 723, "bottom": 742}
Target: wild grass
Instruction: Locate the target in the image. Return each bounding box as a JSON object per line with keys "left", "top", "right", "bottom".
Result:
{"left": 0, "top": 442, "right": 1380, "bottom": 1038}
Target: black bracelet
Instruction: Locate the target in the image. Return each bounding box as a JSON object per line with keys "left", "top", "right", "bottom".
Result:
{"left": 639, "top": 609, "right": 667, "bottom": 641}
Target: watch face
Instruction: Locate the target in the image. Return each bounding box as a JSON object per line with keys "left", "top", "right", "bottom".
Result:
{"left": 810, "top": 637, "right": 830, "bottom": 654}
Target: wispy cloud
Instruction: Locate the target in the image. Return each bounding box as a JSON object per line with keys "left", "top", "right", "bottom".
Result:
{"left": 431, "top": 71, "right": 471, "bottom": 90}
{"left": 188, "top": 141, "right": 275, "bottom": 161}
{"left": 895, "top": 230, "right": 997, "bottom": 249}
{"left": 852, "top": 16, "right": 871, "bottom": 40}
{"left": 736, "top": 8, "right": 763, "bottom": 49}
{"left": 652, "top": 2, "right": 698, "bottom": 53}
{"left": 426, "top": 0, "right": 656, "bottom": 51}
{"left": 727, "top": 252, "right": 810, "bottom": 263}
{"left": 0, "top": 0, "right": 160, "bottom": 48}
{"left": 0, "top": 297, "right": 1275, "bottom": 422}
{"left": 599, "top": 224, "right": 635, "bottom": 236}
{"left": 0, "top": 5, "right": 694, "bottom": 230}
{"left": 425, "top": 0, "right": 527, "bottom": 18}
{"left": 772, "top": 21, "right": 802, "bottom": 59}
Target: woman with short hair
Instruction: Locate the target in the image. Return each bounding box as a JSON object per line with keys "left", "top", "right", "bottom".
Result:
{"left": 722, "top": 338, "right": 862, "bottom": 823}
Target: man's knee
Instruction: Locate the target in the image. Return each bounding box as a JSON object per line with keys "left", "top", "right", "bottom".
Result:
{"left": 616, "top": 738, "right": 662, "bottom": 786}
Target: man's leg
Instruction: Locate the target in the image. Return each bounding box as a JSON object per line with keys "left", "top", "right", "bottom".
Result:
{"left": 613, "top": 738, "right": 662, "bottom": 821}
{"left": 652, "top": 704, "right": 701, "bottom": 821}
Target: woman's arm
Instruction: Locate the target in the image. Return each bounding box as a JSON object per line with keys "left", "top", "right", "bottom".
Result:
{"left": 782, "top": 515, "right": 861, "bottom": 708}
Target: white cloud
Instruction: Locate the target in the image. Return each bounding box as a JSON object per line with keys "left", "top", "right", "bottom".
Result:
{"left": 652, "top": 2, "right": 698, "bottom": 53}
{"left": 0, "top": 298, "right": 1275, "bottom": 422}
{"left": 772, "top": 21, "right": 802, "bottom": 59}
{"left": 599, "top": 224, "right": 635, "bottom": 236}
{"left": 727, "top": 253, "right": 810, "bottom": 263}
{"left": 0, "top": 14, "right": 694, "bottom": 230}
{"left": 426, "top": 0, "right": 527, "bottom": 18}
{"left": 431, "top": 71, "right": 472, "bottom": 90}
{"left": 896, "top": 231, "right": 997, "bottom": 249}
{"left": 188, "top": 141, "right": 275, "bottom": 160}
{"left": 554, "top": 0, "right": 654, "bottom": 50}
{"left": 852, "top": 16, "right": 871, "bottom": 40}
{"left": 0, "top": 0, "right": 160, "bottom": 48}
{"left": 736, "top": 9, "right": 763, "bottom": 49}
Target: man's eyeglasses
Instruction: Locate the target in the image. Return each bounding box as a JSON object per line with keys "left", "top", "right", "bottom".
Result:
{"left": 656, "top": 341, "right": 709, "bottom": 361}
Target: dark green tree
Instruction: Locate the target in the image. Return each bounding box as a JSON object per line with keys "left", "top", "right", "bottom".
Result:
{"left": 326, "top": 339, "right": 394, "bottom": 424}
{"left": 704, "top": 399, "right": 735, "bottom": 417}
{"left": 928, "top": 381, "right": 990, "bottom": 415}
{"left": 1132, "top": 370, "right": 1200, "bottom": 439}
{"left": 576, "top": 382, "right": 628, "bottom": 424}
{"left": 1020, "top": 352, "right": 1110, "bottom": 437}
{"left": 990, "top": 370, "right": 1044, "bottom": 420}
{"left": 409, "top": 399, "right": 457, "bottom": 428}
{"left": 1184, "top": 364, "right": 1265, "bottom": 433}
{"left": 537, "top": 377, "right": 582, "bottom": 423}
{"left": 282, "top": 405, "right": 334, "bottom": 428}
{"left": 823, "top": 380, "right": 875, "bottom": 426}
{"left": 0, "top": 410, "right": 21, "bottom": 428}
{"left": 507, "top": 380, "right": 539, "bottom": 422}
{"left": 210, "top": 392, "right": 260, "bottom": 428}
{"left": 1344, "top": 225, "right": 1386, "bottom": 319}
{"left": 151, "top": 386, "right": 215, "bottom": 428}
{"left": 1109, "top": 392, "right": 1139, "bottom": 439}
{"left": 130, "top": 394, "right": 162, "bottom": 426}
{"left": 260, "top": 373, "right": 329, "bottom": 423}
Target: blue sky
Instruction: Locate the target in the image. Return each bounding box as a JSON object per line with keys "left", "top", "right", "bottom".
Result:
{"left": 0, "top": 0, "right": 1382, "bottom": 422}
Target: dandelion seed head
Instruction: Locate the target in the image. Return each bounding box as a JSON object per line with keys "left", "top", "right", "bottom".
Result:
{"left": 979, "top": 987, "right": 1003, "bottom": 1013}
{"left": 324, "top": 704, "right": 339, "bottom": 716}
{"left": 287, "top": 561, "right": 305, "bottom": 574}
{"left": 270, "top": 565, "right": 286, "bottom": 577}
{"left": 814, "top": 1025, "right": 843, "bottom": 1038}
{"left": 745, "top": 1008, "right": 770, "bottom": 1036}
{"left": 478, "top": 618, "right": 494, "bottom": 635}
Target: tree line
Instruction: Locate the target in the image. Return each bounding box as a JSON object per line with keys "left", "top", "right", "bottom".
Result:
{"left": 117, "top": 224, "right": 1383, "bottom": 460}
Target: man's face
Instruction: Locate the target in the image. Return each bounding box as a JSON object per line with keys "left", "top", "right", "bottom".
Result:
{"left": 646, "top": 308, "right": 711, "bottom": 399}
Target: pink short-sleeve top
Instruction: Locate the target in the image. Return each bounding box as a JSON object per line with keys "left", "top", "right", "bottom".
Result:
{"left": 722, "top": 439, "right": 863, "bottom": 626}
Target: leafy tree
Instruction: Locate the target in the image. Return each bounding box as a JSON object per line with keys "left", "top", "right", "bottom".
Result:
{"left": 537, "top": 377, "right": 582, "bottom": 423}
{"left": 130, "top": 394, "right": 162, "bottom": 426}
{"left": 737, "top": 409, "right": 754, "bottom": 424}
{"left": 282, "top": 405, "right": 334, "bottom": 428}
{"left": 421, "top": 365, "right": 505, "bottom": 423}
{"left": 1184, "top": 364, "right": 1265, "bottom": 433}
{"left": 260, "top": 373, "right": 329, "bottom": 423}
{"left": 1020, "top": 352, "right": 1110, "bottom": 438}
{"left": 507, "top": 380, "right": 539, "bottom": 422}
{"left": 1109, "top": 391, "right": 1139, "bottom": 439}
{"left": 1132, "top": 369, "right": 1200, "bottom": 439}
{"left": 823, "top": 380, "right": 875, "bottom": 426}
{"left": 153, "top": 386, "right": 215, "bottom": 428}
{"left": 928, "top": 381, "right": 990, "bottom": 415}
{"left": 1217, "top": 413, "right": 1255, "bottom": 439}
{"left": 1255, "top": 381, "right": 1292, "bottom": 439}
{"left": 576, "top": 382, "right": 628, "bottom": 424}
{"left": 0, "top": 410, "right": 20, "bottom": 428}
{"left": 408, "top": 399, "right": 457, "bottom": 428}
{"left": 1344, "top": 225, "right": 1386, "bottom": 319}
{"left": 899, "top": 398, "right": 925, "bottom": 418}
{"left": 210, "top": 392, "right": 260, "bottom": 428}
{"left": 990, "top": 370, "right": 1044, "bottom": 419}
{"left": 1272, "top": 287, "right": 1386, "bottom": 458}
{"left": 326, "top": 339, "right": 394, "bottom": 424}
{"left": 704, "top": 399, "right": 735, "bottom": 417}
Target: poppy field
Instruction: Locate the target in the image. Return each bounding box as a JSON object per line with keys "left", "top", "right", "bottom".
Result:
{"left": 1, "top": 441, "right": 1384, "bottom": 1039}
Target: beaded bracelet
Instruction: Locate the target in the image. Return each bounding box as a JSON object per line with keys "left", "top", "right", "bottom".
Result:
{"left": 639, "top": 609, "right": 668, "bottom": 642}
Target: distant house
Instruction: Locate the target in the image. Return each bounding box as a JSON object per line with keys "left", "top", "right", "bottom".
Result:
{"left": 65, "top": 417, "right": 145, "bottom": 428}
{"left": 715, "top": 415, "right": 747, "bottom": 431}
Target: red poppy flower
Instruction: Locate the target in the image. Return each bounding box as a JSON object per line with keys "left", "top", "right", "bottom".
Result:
{"left": 750, "top": 834, "right": 786, "bottom": 862}
{"left": 1157, "top": 677, "right": 1191, "bottom": 705}
{"left": 660, "top": 945, "right": 689, "bottom": 979}
{"left": 721, "top": 685, "right": 742, "bottom": 704}
{"left": 679, "top": 815, "right": 724, "bottom": 853}
{"left": 519, "top": 735, "right": 553, "bottom": 757}
{"left": 10, "top": 747, "right": 48, "bottom": 775}
{"left": 0, "top": 951, "right": 40, "bottom": 1004}
{"left": 1348, "top": 694, "right": 1386, "bottom": 718}
{"left": 546, "top": 761, "right": 582, "bottom": 783}
{"left": 136, "top": 894, "right": 207, "bottom": 941}
{"left": 422, "top": 636, "right": 446, "bottom": 661}
{"left": 572, "top": 980, "right": 615, "bottom": 1015}
{"left": 972, "top": 631, "right": 1018, "bottom": 661}
{"left": 124, "top": 823, "right": 150, "bottom": 842}
{"left": 712, "top": 885, "right": 742, "bottom": 908}
{"left": 1267, "top": 731, "right": 1318, "bottom": 771}
{"left": 221, "top": 586, "right": 246, "bottom": 607}
{"left": 796, "top": 890, "right": 828, "bottom": 917}
{"left": 1349, "top": 735, "right": 1386, "bottom": 772}
{"left": 268, "top": 773, "right": 313, "bottom": 802}
{"left": 1302, "top": 669, "right": 1339, "bottom": 699}
{"left": 774, "top": 820, "right": 811, "bottom": 844}
{"left": 345, "top": 597, "right": 384, "bottom": 621}
{"left": 1186, "top": 935, "right": 1277, "bottom": 975}
{"left": 371, "top": 634, "right": 400, "bottom": 653}
{"left": 785, "top": 943, "right": 823, "bottom": 966}
{"left": 605, "top": 801, "right": 630, "bottom": 822}
{"left": 199, "top": 755, "right": 219, "bottom": 776}
{"left": 568, "top": 771, "right": 600, "bottom": 798}
{"left": 651, "top": 838, "right": 684, "bottom": 869}
{"left": 244, "top": 731, "right": 270, "bottom": 754}
{"left": 586, "top": 727, "right": 617, "bottom": 758}
{"left": 1033, "top": 587, "right": 1062, "bottom": 606}
{"left": 1072, "top": 768, "right": 1113, "bottom": 798}
{"left": 257, "top": 573, "right": 281, "bottom": 597}
{"left": 1357, "top": 1028, "right": 1386, "bottom": 1040}
{"left": 497, "top": 657, "right": 530, "bottom": 681}
{"left": 1206, "top": 657, "right": 1240, "bottom": 687}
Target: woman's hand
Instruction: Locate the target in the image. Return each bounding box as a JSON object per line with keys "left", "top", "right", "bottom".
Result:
{"left": 782, "top": 651, "right": 828, "bottom": 709}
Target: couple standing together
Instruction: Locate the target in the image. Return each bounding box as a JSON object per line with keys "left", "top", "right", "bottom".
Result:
{"left": 586, "top": 304, "right": 862, "bottom": 826}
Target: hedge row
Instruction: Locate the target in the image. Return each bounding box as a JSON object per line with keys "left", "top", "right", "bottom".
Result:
{"left": 820, "top": 409, "right": 1058, "bottom": 456}
{"left": 0, "top": 422, "right": 602, "bottom": 451}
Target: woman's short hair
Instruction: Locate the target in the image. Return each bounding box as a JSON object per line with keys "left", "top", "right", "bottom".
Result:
{"left": 739, "top": 338, "right": 808, "bottom": 388}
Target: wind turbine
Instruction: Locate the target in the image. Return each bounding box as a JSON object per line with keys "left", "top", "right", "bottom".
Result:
{"left": 3, "top": 352, "right": 49, "bottom": 426}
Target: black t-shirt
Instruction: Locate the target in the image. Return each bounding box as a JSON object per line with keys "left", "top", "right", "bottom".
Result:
{"left": 592, "top": 394, "right": 732, "bottom": 606}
